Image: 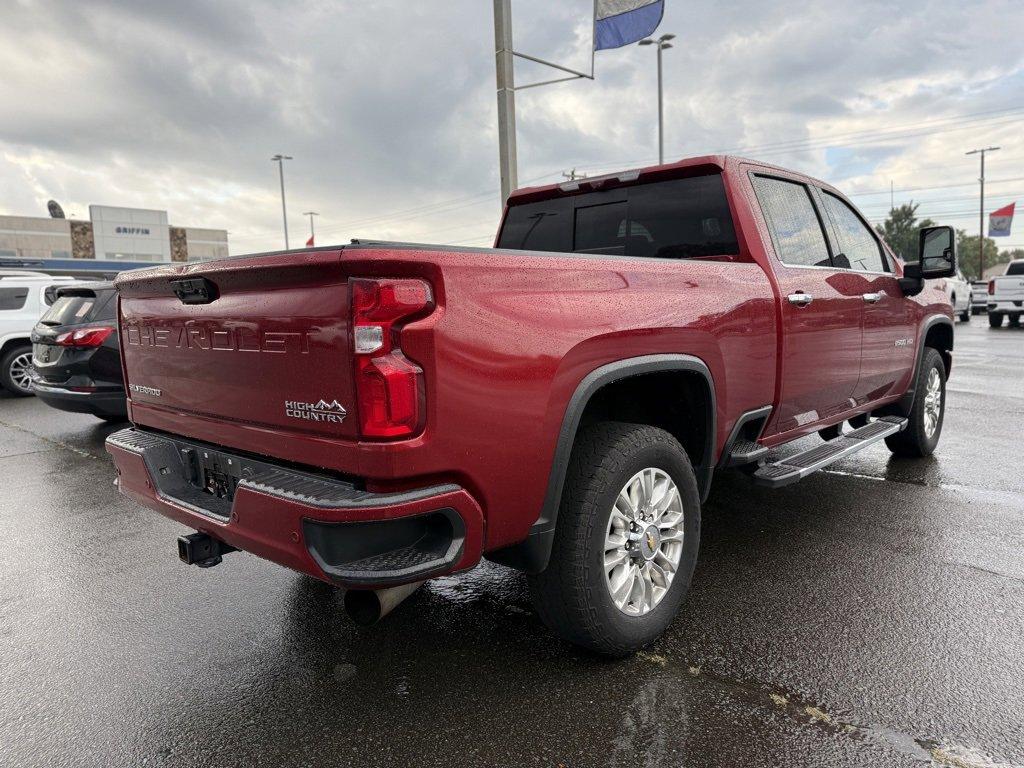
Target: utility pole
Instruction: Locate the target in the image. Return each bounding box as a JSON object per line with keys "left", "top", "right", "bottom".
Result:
{"left": 271, "top": 154, "right": 293, "bottom": 249}
{"left": 890, "top": 180, "right": 894, "bottom": 214}
{"left": 303, "top": 211, "right": 319, "bottom": 246}
{"left": 966, "top": 146, "right": 999, "bottom": 279}
{"left": 562, "top": 168, "right": 587, "bottom": 181}
{"left": 493, "top": 0, "right": 517, "bottom": 206}
{"left": 639, "top": 34, "right": 675, "bottom": 165}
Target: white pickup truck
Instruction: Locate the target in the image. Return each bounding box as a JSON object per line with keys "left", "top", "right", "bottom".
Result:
{"left": 988, "top": 260, "right": 1024, "bottom": 327}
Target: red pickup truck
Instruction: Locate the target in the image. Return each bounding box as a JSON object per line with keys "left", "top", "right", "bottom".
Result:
{"left": 107, "top": 156, "right": 957, "bottom": 654}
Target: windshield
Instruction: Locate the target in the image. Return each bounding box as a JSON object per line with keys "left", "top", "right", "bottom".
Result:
{"left": 497, "top": 174, "right": 739, "bottom": 259}
{"left": 39, "top": 292, "right": 115, "bottom": 326}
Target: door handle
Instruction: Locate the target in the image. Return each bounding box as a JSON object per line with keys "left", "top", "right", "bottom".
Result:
{"left": 862, "top": 292, "right": 883, "bottom": 304}
{"left": 787, "top": 293, "right": 813, "bottom": 306}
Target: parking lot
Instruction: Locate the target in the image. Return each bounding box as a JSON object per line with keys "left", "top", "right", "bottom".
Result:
{"left": 1, "top": 319, "right": 1022, "bottom": 768}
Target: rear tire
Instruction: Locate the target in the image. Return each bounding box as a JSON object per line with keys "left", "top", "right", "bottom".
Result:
{"left": 528, "top": 422, "right": 701, "bottom": 656}
{"left": 0, "top": 345, "right": 34, "bottom": 397}
{"left": 885, "top": 347, "right": 946, "bottom": 458}
{"left": 960, "top": 309, "right": 970, "bottom": 322}
{"left": 989, "top": 313, "right": 1004, "bottom": 328}
{"left": 1009, "top": 314, "right": 1021, "bottom": 327}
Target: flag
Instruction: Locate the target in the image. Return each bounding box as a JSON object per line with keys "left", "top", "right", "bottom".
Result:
{"left": 306, "top": 235, "right": 315, "bottom": 247}
{"left": 989, "top": 202, "right": 1015, "bottom": 237}
{"left": 594, "top": 0, "right": 665, "bottom": 50}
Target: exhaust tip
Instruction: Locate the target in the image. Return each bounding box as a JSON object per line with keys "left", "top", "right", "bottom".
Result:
{"left": 344, "top": 590, "right": 383, "bottom": 626}
{"left": 344, "top": 581, "right": 425, "bottom": 626}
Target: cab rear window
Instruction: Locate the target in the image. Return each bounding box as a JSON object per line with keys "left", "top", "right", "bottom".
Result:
{"left": 497, "top": 174, "right": 739, "bottom": 259}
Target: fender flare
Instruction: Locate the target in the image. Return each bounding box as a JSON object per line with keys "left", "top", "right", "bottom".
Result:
{"left": 487, "top": 354, "right": 716, "bottom": 574}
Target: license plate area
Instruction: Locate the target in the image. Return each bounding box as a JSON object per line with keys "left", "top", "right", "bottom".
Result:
{"left": 181, "top": 447, "right": 246, "bottom": 503}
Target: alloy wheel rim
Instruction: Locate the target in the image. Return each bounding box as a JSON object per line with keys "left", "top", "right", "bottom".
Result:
{"left": 604, "top": 467, "right": 685, "bottom": 617}
{"left": 923, "top": 367, "right": 942, "bottom": 439}
{"left": 9, "top": 352, "right": 33, "bottom": 392}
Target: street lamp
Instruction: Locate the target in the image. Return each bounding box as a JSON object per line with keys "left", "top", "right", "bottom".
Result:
{"left": 639, "top": 34, "right": 675, "bottom": 165}
{"left": 271, "top": 154, "right": 293, "bottom": 249}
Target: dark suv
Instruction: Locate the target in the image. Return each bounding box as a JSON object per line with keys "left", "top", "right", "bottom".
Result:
{"left": 30, "top": 282, "right": 126, "bottom": 421}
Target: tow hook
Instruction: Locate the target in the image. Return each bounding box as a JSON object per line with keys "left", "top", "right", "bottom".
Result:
{"left": 177, "top": 532, "right": 237, "bottom": 568}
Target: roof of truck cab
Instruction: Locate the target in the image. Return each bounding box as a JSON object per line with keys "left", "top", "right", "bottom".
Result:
{"left": 505, "top": 154, "right": 834, "bottom": 205}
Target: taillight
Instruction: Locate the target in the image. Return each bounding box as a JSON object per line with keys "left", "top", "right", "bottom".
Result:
{"left": 350, "top": 278, "right": 434, "bottom": 438}
{"left": 988, "top": 280, "right": 995, "bottom": 295}
{"left": 55, "top": 327, "right": 115, "bottom": 348}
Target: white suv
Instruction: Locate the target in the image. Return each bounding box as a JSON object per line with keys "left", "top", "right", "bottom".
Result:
{"left": 0, "top": 271, "right": 78, "bottom": 396}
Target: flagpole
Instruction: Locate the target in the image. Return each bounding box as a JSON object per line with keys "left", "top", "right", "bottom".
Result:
{"left": 303, "top": 211, "right": 319, "bottom": 246}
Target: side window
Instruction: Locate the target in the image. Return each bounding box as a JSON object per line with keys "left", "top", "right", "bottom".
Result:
{"left": 821, "top": 192, "right": 887, "bottom": 273}
{"left": 0, "top": 287, "right": 29, "bottom": 311}
{"left": 752, "top": 176, "right": 831, "bottom": 268}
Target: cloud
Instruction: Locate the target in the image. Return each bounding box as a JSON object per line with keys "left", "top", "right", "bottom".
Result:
{"left": 1, "top": 0, "right": 1023, "bottom": 252}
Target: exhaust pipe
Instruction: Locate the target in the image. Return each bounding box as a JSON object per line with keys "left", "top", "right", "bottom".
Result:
{"left": 344, "top": 581, "right": 424, "bottom": 626}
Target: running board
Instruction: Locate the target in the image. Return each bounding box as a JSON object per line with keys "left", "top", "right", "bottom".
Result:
{"left": 751, "top": 416, "right": 907, "bottom": 488}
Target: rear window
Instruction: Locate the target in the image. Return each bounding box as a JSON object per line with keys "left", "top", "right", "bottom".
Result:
{"left": 497, "top": 174, "right": 739, "bottom": 259}
{"left": 39, "top": 292, "right": 116, "bottom": 325}
{"left": 1006, "top": 262, "right": 1024, "bottom": 276}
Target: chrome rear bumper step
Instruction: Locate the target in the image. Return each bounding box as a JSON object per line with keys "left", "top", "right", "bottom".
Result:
{"left": 752, "top": 416, "right": 907, "bottom": 489}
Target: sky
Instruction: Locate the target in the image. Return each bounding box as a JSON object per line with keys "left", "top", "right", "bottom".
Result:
{"left": 1, "top": 0, "right": 1023, "bottom": 255}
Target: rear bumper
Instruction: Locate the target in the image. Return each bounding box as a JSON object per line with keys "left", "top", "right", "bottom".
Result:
{"left": 987, "top": 300, "right": 1023, "bottom": 313}
{"left": 105, "top": 427, "right": 484, "bottom": 587}
{"left": 31, "top": 380, "right": 127, "bottom": 418}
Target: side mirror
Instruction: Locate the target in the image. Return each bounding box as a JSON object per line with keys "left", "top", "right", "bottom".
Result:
{"left": 918, "top": 225, "right": 957, "bottom": 279}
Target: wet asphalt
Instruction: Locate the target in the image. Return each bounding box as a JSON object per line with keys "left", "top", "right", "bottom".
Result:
{"left": 1, "top": 319, "right": 1022, "bottom": 768}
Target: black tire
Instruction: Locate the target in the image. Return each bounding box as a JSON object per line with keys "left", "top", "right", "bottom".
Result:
{"left": 528, "top": 422, "right": 701, "bottom": 656}
{"left": 818, "top": 423, "right": 842, "bottom": 441}
{"left": 0, "top": 345, "right": 34, "bottom": 397}
{"left": 96, "top": 413, "right": 128, "bottom": 423}
{"left": 1009, "top": 314, "right": 1021, "bottom": 327}
{"left": 989, "top": 313, "right": 1004, "bottom": 328}
{"left": 960, "top": 309, "right": 971, "bottom": 322}
{"left": 885, "top": 347, "right": 946, "bottom": 458}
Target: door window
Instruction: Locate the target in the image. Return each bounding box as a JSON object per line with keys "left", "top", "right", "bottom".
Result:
{"left": 0, "top": 287, "right": 29, "bottom": 311}
{"left": 821, "top": 192, "right": 887, "bottom": 273}
{"left": 752, "top": 176, "right": 831, "bottom": 268}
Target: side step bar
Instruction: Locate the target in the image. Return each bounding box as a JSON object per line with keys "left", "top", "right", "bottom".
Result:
{"left": 752, "top": 416, "right": 907, "bottom": 488}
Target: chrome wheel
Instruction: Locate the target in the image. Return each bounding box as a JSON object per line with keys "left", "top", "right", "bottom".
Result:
{"left": 923, "top": 367, "right": 942, "bottom": 438}
{"left": 8, "top": 351, "right": 33, "bottom": 393}
{"left": 604, "top": 467, "right": 685, "bottom": 617}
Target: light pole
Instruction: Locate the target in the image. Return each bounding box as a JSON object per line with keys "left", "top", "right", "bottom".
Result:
{"left": 639, "top": 34, "right": 675, "bottom": 165}
{"left": 303, "top": 211, "right": 319, "bottom": 247}
{"left": 271, "top": 154, "right": 293, "bottom": 249}
{"left": 966, "top": 146, "right": 999, "bottom": 279}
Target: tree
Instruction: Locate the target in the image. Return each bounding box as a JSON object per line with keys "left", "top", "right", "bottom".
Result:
{"left": 956, "top": 231, "right": 1005, "bottom": 279}
{"left": 875, "top": 203, "right": 935, "bottom": 264}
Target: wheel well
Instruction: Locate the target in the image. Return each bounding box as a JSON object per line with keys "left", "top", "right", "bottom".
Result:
{"left": 924, "top": 321, "right": 953, "bottom": 377}
{"left": 0, "top": 338, "right": 31, "bottom": 359}
{"left": 576, "top": 371, "right": 713, "bottom": 487}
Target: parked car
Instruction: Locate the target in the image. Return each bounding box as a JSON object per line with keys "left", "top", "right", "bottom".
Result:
{"left": 939, "top": 268, "right": 972, "bottom": 321}
{"left": 106, "top": 155, "right": 956, "bottom": 655}
{"left": 971, "top": 281, "right": 989, "bottom": 314}
{"left": 987, "top": 260, "right": 1024, "bottom": 327}
{"left": 0, "top": 270, "right": 78, "bottom": 396}
{"left": 30, "top": 281, "right": 126, "bottom": 421}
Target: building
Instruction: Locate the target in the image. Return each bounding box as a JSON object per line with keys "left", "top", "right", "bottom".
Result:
{"left": 0, "top": 204, "right": 228, "bottom": 277}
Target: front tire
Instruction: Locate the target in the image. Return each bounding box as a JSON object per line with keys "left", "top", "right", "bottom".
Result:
{"left": 885, "top": 347, "right": 946, "bottom": 458}
{"left": 528, "top": 422, "right": 701, "bottom": 656}
{"left": 0, "top": 345, "right": 34, "bottom": 397}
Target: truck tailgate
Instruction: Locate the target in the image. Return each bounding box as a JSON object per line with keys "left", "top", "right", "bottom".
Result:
{"left": 116, "top": 250, "right": 360, "bottom": 443}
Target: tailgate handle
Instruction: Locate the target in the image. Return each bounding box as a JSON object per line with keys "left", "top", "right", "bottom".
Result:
{"left": 171, "top": 277, "right": 219, "bottom": 305}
